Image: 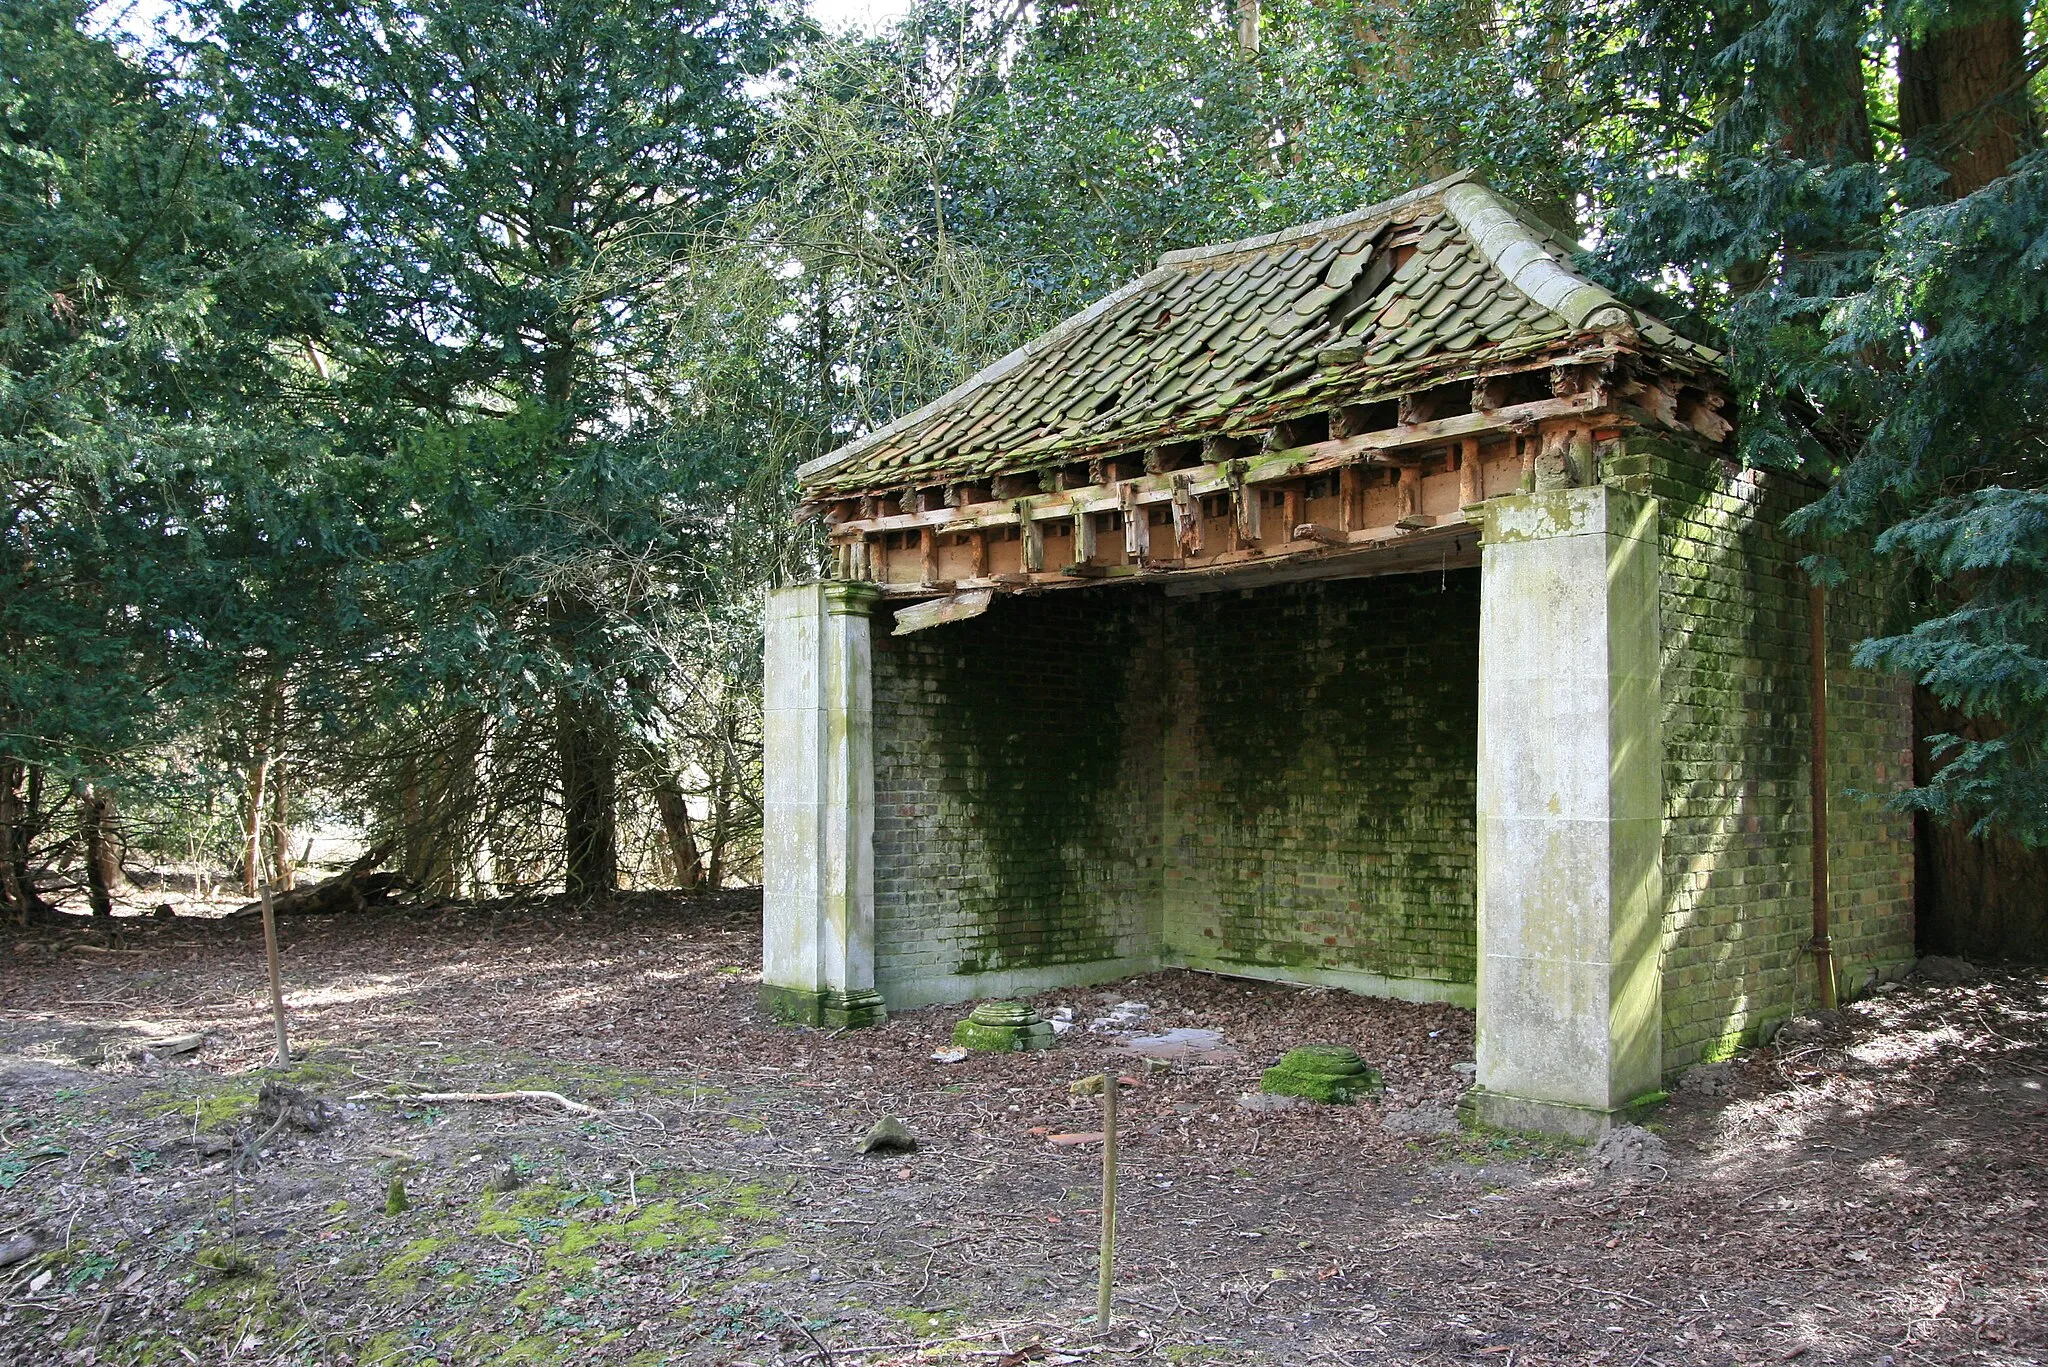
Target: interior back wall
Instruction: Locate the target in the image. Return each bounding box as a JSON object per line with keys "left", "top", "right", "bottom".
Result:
{"left": 1161, "top": 572, "right": 1481, "bottom": 1002}
{"left": 868, "top": 571, "right": 1483, "bottom": 1009}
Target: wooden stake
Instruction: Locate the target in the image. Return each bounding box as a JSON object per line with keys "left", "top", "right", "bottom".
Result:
{"left": 1017, "top": 502, "right": 1045, "bottom": 572}
{"left": 1098, "top": 1075, "right": 1118, "bottom": 1333}
{"left": 1171, "top": 476, "right": 1200, "bottom": 557}
{"left": 1119, "top": 483, "right": 1150, "bottom": 561}
{"left": 1228, "top": 462, "right": 1258, "bottom": 548}
{"left": 258, "top": 881, "right": 290, "bottom": 1066}
{"left": 1397, "top": 463, "right": 1422, "bottom": 521}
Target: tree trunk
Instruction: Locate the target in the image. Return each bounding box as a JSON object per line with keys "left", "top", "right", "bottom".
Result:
{"left": 268, "top": 682, "right": 294, "bottom": 891}
{"left": 1913, "top": 688, "right": 2048, "bottom": 959}
{"left": 1896, "top": 4, "right": 2039, "bottom": 954}
{"left": 400, "top": 750, "right": 425, "bottom": 884}
{"left": 0, "top": 758, "right": 29, "bottom": 924}
{"left": 82, "top": 784, "right": 116, "bottom": 921}
{"left": 21, "top": 764, "right": 44, "bottom": 907}
{"left": 559, "top": 690, "right": 617, "bottom": 898}
{"left": 652, "top": 778, "right": 703, "bottom": 890}
{"left": 705, "top": 757, "right": 730, "bottom": 891}
{"left": 1900, "top": 2, "right": 2037, "bottom": 197}
{"left": 270, "top": 760, "right": 295, "bottom": 891}
{"left": 244, "top": 676, "right": 280, "bottom": 894}
{"left": 1768, "top": 2, "right": 1873, "bottom": 167}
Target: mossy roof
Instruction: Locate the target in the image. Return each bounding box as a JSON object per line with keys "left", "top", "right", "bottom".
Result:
{"left": 798, "top": 171, "right": 1721, "bottom": 500}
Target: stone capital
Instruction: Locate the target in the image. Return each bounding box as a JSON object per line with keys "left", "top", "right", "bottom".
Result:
{"left": 823, "top": 580, "right": 881, "bottom": 617}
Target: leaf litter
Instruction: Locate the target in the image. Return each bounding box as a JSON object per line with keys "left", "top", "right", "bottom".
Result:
{"left": 0, "top": 890, "right": 2041, "bottom": 1364}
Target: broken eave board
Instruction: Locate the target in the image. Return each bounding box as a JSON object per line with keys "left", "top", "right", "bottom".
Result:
{"left": 890, "top": 589, "right": 995, "bottom": 634}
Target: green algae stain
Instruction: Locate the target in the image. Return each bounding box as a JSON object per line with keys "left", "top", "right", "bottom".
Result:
{"left": 1177, "top": 574, "right": 1480, "bottom": 981}
{"left": 906, "top": 595, "right": 1137, "bottom": 972}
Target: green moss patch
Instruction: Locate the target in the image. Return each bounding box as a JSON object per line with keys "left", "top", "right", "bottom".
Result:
{"left": 1260, "top": 1045, "right": 1381, "bottom": 1104}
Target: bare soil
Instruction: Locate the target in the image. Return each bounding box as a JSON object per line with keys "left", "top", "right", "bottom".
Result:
{"left": 1, "top": 891, "right": 2042, "bottom": 1366}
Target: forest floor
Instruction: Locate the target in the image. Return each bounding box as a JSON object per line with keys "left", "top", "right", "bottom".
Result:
{"left": 0, "top": 890, "right": 2043, "bottom": 1367}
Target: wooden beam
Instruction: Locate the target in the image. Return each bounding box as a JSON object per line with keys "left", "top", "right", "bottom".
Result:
{"left": 859, "top": 519, "right": 1486, "bottom": 599}
{"left": 1293, "top": 523, "right": 1346, "bottom": 546}
{"left": 1458, "top": 438, "right": 1481, "bottom": 507}
{"left": 1073, "top": 507, "right": 1096, "bottom": 565}
{"left": 1018, "top": 501, "right": 1044, "bottom": 572}
{"left": 826, "top": 393, "right": 1614, "bottom": 538}
{"left": 1172, "top": 475, "right": 1201, "bottom": 557}
{"left": 1339, "top": 464, "right": 1364, "bottom": 532}
{"left": 920, "top": 525, "right": 940, "bottom": 583}
{"left": 1120, "top": 483, "right": 1150, "bottom": 561}
{"left": 971, "top": 528, "right": 990, "bottom": 579}
{"left": 1228, "top": 461, "right": 1258, "bottom": 549}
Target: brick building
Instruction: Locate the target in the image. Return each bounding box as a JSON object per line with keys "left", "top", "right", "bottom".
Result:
{"left": 761, "top": 173, "right": 1915, "bottom": 1137}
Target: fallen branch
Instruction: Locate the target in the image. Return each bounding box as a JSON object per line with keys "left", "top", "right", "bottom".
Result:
{"left": 347, "top": 1089, "right": 596, "bottom": 1116}
{"left": 228, "top": 843, "right": 402, "bottom": 919}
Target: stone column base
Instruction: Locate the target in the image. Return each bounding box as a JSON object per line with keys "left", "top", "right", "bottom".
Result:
{"left": 1458, "top": 1086, "right": 1664, "bottom": 1142}
{"left": 759, "top": 985, "right": 888, "bottom": 1030}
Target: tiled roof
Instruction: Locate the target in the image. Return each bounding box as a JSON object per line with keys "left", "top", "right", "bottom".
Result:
{"left": 799, "top": 172, "right": 1720, "bottom": 499}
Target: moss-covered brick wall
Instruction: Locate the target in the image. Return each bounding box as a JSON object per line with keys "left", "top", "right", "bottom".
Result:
{"left": 869, "top": 572, "right": 1481, "bottom": 1008}
{"left": 865, "top": 443, "right": 1910, "bottom": 1051}
{"left": 1159, "top": 573, "right": 1480, "bottom": 1002}
{"left": 1607, "top": 435, "right": 1915, "bottom": 1071}
{"left": 870, "top": 593, "right": 1165, "bottom": 1006}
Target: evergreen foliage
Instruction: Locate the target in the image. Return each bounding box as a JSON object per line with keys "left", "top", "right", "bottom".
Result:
{"left": 1, "top": 0, "right": 2041, "bottom": 918}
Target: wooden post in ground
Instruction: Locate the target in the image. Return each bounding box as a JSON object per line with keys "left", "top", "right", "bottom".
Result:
{"left": 1098, "top": 1075, "right": 1118, "bottom": 1332}
{"left": 259, "top": 881, "right": 290, "bottom": 1065}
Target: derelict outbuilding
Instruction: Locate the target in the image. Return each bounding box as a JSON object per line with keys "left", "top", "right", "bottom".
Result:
{"left": 760, "top": 172, "right": 1914, "bottom": 1137}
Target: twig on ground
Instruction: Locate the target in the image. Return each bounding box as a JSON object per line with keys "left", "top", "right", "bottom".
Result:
{"left": 235, "top": 1110, "right": 291, "bottom": 1175}
{"left": 346, "top": 1089, "right": 595, "bottom": 1115}
{"left": 1574, "top": 1284, "right": 1657, "bottom": 1308}
{"left": 788, "top": 1310, "right": 837, "bottom": 1366}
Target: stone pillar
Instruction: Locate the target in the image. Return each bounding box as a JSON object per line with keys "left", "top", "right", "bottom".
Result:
{"left": 760, "top": 581, "right": 887, "bottom": 1028}
{"left": 1466, "top": 485, "right": 1664, "bottom": 1138}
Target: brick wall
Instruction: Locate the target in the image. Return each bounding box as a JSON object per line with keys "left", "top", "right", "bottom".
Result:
{"left": 865, "top": 439, "right": 1914, "bottom": 1061}
{"left": 870, "top": 593, "right": 1164, "bottom": 1004}
{"left": 1608, "top": 435, "right": 1916, "bottom": 1071}
{"left": 1159, "top": 574, "right": 1480, "bottom": 998}
{"left": 870, "top": 573, "right": 1483, "bottom": 1006}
